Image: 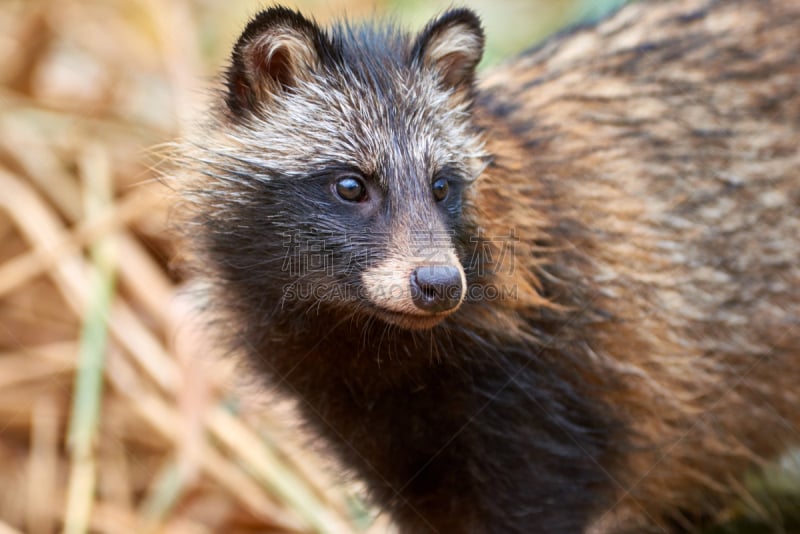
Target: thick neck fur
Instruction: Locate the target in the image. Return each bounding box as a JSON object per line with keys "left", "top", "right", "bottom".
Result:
{"left": 240, "top": 287, "right": 619, "bottom": 534}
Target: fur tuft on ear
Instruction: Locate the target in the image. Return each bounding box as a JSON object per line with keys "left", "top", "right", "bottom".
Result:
{"left": 225, "top": 7, "right": 327, "bottom": 117}
{"left": 411, "top": 9, "right": 485, "bottom": 91}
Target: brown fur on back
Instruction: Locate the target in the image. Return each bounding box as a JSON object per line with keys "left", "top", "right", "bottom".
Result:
{"left": 477, "top": 0, "right": 800, "bottom": 528}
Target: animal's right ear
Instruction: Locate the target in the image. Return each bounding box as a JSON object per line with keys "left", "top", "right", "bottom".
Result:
{"left": 411, "top": 9, "right": 484, "bottom": 95}
{"left": 225, "top": 7, "right": 326, "bottom": 117}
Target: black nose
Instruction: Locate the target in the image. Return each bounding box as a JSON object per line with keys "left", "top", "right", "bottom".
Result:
{"left": 410, "top": 265, "right": 464, "bottom": 313}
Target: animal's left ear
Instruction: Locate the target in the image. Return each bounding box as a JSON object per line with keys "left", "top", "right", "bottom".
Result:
{"left": 411, "top": 9, "right": 485, "bottom": 91}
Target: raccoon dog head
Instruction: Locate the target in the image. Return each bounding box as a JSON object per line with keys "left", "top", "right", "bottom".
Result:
{"left": 197, "top": 7, "right": 487, "bottom": 330}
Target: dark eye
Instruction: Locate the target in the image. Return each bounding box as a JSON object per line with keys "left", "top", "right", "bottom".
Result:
{"left": 432, "top": 177, "right": 449, "bottom": 202}
{"left": 335, "top": 175, "right": 367, "bottom": 202}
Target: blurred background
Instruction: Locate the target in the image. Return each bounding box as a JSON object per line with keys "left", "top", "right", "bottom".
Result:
{"left": 1, "top": 0, "right": 797, "bottom": 533}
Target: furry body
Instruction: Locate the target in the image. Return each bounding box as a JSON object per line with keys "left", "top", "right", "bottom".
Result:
{"left": 179, "top": 1, "right": 800, "bottom": 532}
